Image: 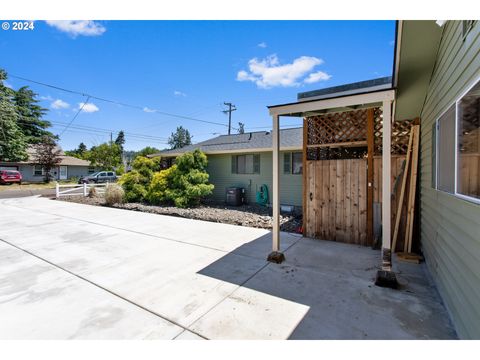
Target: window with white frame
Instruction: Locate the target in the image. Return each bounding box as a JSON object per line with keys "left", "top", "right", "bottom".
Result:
{"left": 434, "top": 77, "right": 480, "bottom": 202}
{"left": 283, "top": 152, "right": 303, "bottom": 175}
{"left": 457, "top": 79, "right": 480, "bottom": 200}
{"left": 33, "top": 165, "right": 45, "bottom": 176}
{"left": 231, "top": 154, "right": 260, "bottom": 174}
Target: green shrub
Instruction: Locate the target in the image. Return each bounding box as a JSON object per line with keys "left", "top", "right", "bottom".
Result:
{"left": 105, "top": 183, "right": 125, "bottom": 205}
{"left": 115, "top": 164, "right": 125, "bottom": 176}
{"left": 118, "top": 156, "right": 161, "bottom": 202}
{"left": 160, "top": 150, "right": 214, "bottom": 208}
{"left": 146, "top": 165, "right": 176, "bottom": 204}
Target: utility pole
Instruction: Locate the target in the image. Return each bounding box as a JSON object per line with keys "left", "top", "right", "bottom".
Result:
{"left": 223, "top": 102, "right": 237, "bottom": 135}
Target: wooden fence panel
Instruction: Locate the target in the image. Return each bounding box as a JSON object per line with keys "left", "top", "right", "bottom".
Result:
{"left": 305, "top": 158, "right": 367, "bottom": 244}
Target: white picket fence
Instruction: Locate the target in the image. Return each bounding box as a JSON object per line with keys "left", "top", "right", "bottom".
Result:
{"left": 55, "top": 182, "right": 108, "bottom": 198}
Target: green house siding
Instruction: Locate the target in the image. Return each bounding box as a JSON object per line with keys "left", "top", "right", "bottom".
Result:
{"left": 420, "top": 21, "right": 480, "bottom": 339}
{"left": 206, "top": 152, "right": 303, "bottom": 207}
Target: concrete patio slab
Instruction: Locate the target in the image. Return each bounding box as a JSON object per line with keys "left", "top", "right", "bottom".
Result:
{"left": 0, "top": 242, "right": 184, "bottom": 339}
{"left": 0, "top": 196, "right": 457, "bottom": 339}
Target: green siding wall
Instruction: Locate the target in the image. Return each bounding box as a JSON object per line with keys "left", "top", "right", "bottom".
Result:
{"left": 205, "top": 152, "right": 303, "bottom": 207}
{"left": 420, "top": 20, "right": 480, "bottom": 339}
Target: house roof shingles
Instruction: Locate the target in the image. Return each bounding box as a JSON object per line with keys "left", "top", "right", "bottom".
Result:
{"left": 153, "top": 127, "right": 303, "bottom": 157}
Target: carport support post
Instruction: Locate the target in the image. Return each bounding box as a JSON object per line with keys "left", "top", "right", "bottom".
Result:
{"left": 267, "top": 113, "right": 285, "bottom": 264}
{"left": 381, "top": 100, "right": 392, "bottom": 271}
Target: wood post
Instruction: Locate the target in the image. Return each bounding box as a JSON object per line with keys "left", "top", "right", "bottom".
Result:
{"left": 392, "top": 127, "right": 414, "bottom": 252}
{"left": 405, "top": 125, "right": 420, "bottom": 253}
{"left": 55, "top": 182, "right": 59, "bottom": 198}
{"left": 272, "top": 114, "right": 280, "bottom": 253}
{"left": 381, "top": 100, "right": 392, "bottom": 271}
{"left": 83, "top": 182, "right": 87, "bottom": 197}
{"left": 302, "top": 117, "right": 307, "bottom": 235}
{"left": 366, "top": 108, "right": 375, "bottom": 246}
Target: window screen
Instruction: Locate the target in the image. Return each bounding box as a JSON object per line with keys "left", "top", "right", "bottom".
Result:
{"left": 437, "top": 105, "right": 456, "bottom": 193}
{"left": 457, "top": 79, "right": 480, "bottom": 199}
{"left": 232, "top": 154, "right": 260, "bottom": 174}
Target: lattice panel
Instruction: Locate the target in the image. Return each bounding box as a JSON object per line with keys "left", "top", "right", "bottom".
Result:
{"left": 307, "top": 146, "right": 367, "bottom": 161}
{"left": 306, "top": 109, "right": 368, "bottom": 146}
{"left": 374, "top": 110, "right": 415, "bottom": 155}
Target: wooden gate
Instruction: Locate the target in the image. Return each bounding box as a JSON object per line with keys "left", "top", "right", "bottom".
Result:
{"left": 305, "top": 158, "right": 368, "bottom": 245}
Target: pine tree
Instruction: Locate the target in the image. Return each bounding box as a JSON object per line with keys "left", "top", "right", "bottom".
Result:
{"left": 0, "top": 70, "right": 28, "bottom": 161}
{"left": 78, "top": 142, "right": 87, "bottom": 156}
{"left": 168, "top": 126, "right": 192, "bottom": 149}
{"left": 14, "top": 86, "right": 54, "bottom": 143}
{"left": 115, "top": 130, "right": 125, "bottom": 150}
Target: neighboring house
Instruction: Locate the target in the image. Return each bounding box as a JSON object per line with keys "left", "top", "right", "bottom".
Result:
{"left": 265, "top": 20, "right": 479, "bottom": 339}
{"left": 0, "top": 146, "right": 95, "bottom": 183}
{"left": 151, "top": 128, "right": 303, "bottom": 207}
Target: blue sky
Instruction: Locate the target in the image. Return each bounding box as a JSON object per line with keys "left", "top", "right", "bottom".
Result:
{"left": 1, "top": 20, "right": 395, "bottom": 151}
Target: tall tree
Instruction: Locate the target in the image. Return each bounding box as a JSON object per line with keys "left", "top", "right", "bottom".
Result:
{"left": 0, "top": 70, "right": 28, "bottom": 161}
{"left": 238, "top": 122, "right": 245, "bottom": 134}
{"left": 65, "top": 142, "right": 88, "bottom": 159}
{"left": 31, "top": 135, "right": 62, "bottom": 183}
{"left": 78, "top": 142, "right": 87, "bottom": 156}
{"left": 14, "top": 86, "right": 54, "bottom": 143}
{"left": 168, "top": 126, "right": 192, "bottom": 149}
{"left": 136, "top": 146, "right": 160, "bottom": 158}
{"left": 86, "top": 143, "right": 122, "bottom": 170}
{"left": 115, "top": 130, "right": 125, "bottom": 150}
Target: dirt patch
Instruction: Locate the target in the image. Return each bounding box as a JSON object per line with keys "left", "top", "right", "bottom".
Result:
{"left": 58, "top": 195, "right": 303, "bottom": 233}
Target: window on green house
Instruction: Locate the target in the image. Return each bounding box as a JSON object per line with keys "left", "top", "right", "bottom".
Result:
{"left": 457, "top": 79, "right": 480, "bottom": 200}
{"left": 434, "top": 77, "right": 480, "bottom": 203}
{"left": 283, "top": 152, "right": 303, "bottom": 174}
{"left": 435, "top": 105, "right": 456, "bottom": 193}
{"left": 232, "top": 154, "right": 260, "bottom": 174}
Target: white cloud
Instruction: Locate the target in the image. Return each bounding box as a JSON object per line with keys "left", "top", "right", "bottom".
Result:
{"left": 304, "top": 71, "right": 332, "bottom": 84}
{"left": 40, "top": 95, "right": 53, "bottom": 101}
{"left": 51, "top": 99, "right": 70, "bottom": 109}
{"left": 143, "top": 107, "right": 156, "bottom": 113}
{"left": 78, "top": 102, "right": 99, "bottom": 113}
{"left": 174, "top": 90, "right": 187, "bottom": 97}
{"left": 236, "top": 54, "right": 330, "bottom": 89}
{"left": 45, "top": 20, "right": 106, "bottom": 37}
{"left": 257, "top": 42, "right": 267, "bottom": 48}
{"left": 3, "top": 81, "right": 13, "bottom": 89}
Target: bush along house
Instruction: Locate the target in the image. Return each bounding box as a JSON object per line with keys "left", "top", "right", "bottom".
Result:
{"left": 150, "top": 128, "right": 303, "bottom": 211}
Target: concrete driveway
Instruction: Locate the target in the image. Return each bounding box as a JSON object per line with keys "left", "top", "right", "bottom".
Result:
{"left": 0, "top": 196, "right": 457, "bottom": 339}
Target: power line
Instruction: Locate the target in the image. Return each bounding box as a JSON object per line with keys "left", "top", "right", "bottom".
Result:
{"left": 9, "top": 74, "right": 237, "bottom": 130}
{"left": 59, "top": 95, "right": 90, "bottom": 136}
{"left": 14, "top": 119, "right": 170, "bottom": 142}
{"left": 222, "top": 102, "right": 237, "bottom": 135}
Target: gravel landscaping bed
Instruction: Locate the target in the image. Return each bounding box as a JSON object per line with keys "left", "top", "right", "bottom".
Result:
{"left": 58, "top": 195, "right": 303, "bottom": 233}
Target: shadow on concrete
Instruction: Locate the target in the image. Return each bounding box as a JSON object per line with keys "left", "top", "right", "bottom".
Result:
{"left": 197, "top": 234, "right": 458, "bottom": 340}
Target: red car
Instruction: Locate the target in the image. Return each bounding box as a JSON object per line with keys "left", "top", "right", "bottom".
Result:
{"left": 0, "top": 170, "right": 22, "bottom": 185}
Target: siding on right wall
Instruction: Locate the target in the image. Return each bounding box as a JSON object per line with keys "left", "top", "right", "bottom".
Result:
{"left": 420, "top": 20, "right": 480, "bottom": 339}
